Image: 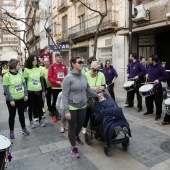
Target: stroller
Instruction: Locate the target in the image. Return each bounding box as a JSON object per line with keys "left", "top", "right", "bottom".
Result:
{"left": 84, "top": 85, "right": 131, "bottom": 156}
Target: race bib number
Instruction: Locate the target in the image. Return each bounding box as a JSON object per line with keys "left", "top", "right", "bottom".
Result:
{"left": 14, "top": 85, "right": 24, "bottom": 93}
{"left": 57, "top": 72, "right": 64, "bottom": 78}
{"left": 32, "top": 80, "right": 40, "bottom": 87}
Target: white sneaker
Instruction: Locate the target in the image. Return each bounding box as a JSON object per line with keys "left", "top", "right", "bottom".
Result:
{"left": 82, "top": 127, "right": 86, "bottom": 134}
{"left": 34, "top": 118, "right": 38, "bottom": 122}
{"left": 42, "top": 115, "right": 45, "bottom": 119}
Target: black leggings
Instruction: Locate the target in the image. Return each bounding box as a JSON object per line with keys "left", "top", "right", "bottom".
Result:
{"left": 27, "top": 91, "right": 43, "bottom": 122}
{"left": 46, "top": 87, "right": 52, "bottom": 112}
{"left": 68, "top": 108, "right": 86, "bottom": 147}
{"left": 6, "top": 99, "right": 26, "bottom": 131}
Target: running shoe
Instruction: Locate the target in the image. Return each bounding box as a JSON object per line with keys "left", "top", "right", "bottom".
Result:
{"left": 76, "top": 137, "right": 84, "bottom": 145}
{"left": 9, "top": 131, "right": 14, "bottom": 139}
{"left": 52, "top": 115, "right": 57, "bottom": 122}
{"left": 21, "top": 128, "right": 30, "bottom": 135}
{"left": 39, "top": 120, "right": 46, "bottom": 127}
{"left": 81, "top": 127, "right": 86, "bottom": 134}
{"left": 34, "top": 118, "right": 38, "bottom": 122}
{"left": 30, "top": 121, "right": 36, "bottom": 129}
{"left": 71, "top": 147, "right": 80, "bottom": 158}
{"left": 42, "top": 115, "right": 46, "bottom": 119}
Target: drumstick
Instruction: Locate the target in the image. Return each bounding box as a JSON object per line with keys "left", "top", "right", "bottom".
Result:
{"left": 141, "top": 82, "right": 155, "bottom": 85}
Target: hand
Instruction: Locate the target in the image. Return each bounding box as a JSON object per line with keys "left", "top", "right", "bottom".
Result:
{"left": 154, "top": 79, "right": 159, "bottom": 84}
{"left": 65, "top": 113, "right": 71, "bottom": 120}
{"left": 10, "top": 101, "right": 15, "bottom": 106}
{"left": 134, "top": 76, "right": 139, "bottom": 80}
{"left": 42, "top": 92, "right": 46, "bottom": 97}
{"left": 146, "top": 74, "right": 148, "bottom": 79}
{"left": 24, "top": 96, "right": 28, "bottom": 101}
{"left": 112, "top": 79, "right": 115, "bottom": 83}
{"left": 56, "top": 81, "right": 62, "bottom": 85}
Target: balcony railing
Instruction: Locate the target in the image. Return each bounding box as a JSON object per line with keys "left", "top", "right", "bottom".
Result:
{"left": 68, "top": 10, "right": 118, "bottom": 39}
{"left": 57, "top": 0, "right": 68, "bottom": 12}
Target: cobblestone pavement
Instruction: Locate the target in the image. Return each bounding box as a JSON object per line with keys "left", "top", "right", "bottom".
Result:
{"left": 1, "top": 77, "right": 170, "bottom": 170}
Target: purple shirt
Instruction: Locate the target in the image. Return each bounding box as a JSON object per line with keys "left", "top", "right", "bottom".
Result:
{"left": 103, "top": 66, "right": 118, "bottom": 84}
{"left": 127, "top": 60, "right": 146, "bottom": 79}
{"left": 147, "top": 62, "right": 169, "bottom": 82}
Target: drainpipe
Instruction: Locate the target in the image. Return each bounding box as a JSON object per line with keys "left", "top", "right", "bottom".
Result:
{"left": 128, "top": 0, "right": 132, "bottom": 56}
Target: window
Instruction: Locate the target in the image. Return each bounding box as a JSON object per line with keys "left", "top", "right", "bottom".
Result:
{"left": 54, "top": 22, "right": 57, "bottom": 35}
{"left": 138, "top": 35, "right": 155, "bottom": 60}
{"left": 62, "top": 15, "right": 68, "bottom": 38}
{"left": 79, "top": 15, "right": 85, "bottom": 30}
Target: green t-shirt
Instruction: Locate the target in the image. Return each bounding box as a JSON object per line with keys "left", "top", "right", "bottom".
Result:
{"left": 3, "top": 72, "right": 25, "bottom": 100}
{"left": 85, "top": 70, "right": 106, "bottom": 87}
{"left": 24, "top": 67, "right": 43, "bottom": 91}
{"left": 42, "top": 67, "right": 51, "bottom": 88}
{"left": 2, "top": 69, "right": 9, "bottom": 74}
{"left": 69, "top": 105, "right": 86, "bottom": 110}
{"left": 81, "top": 67, "right": 89, "bottom": 74}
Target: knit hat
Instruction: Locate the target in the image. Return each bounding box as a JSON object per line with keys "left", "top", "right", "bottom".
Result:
{"left": 90, "top": 61, "right": 100, "bottom": 69}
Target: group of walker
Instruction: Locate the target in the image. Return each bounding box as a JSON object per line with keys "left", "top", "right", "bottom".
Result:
{"left": 2, "top": 50, "right": 170, "bottom": 161}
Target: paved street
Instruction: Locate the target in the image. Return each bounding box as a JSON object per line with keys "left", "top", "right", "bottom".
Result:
{"left": 1, "top": 77, "right": 170, "bottom": 170}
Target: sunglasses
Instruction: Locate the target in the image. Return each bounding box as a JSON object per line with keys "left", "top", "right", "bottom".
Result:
{"left": 92, "top": 69, "right": 100, "bottom": 72}
{"left": 106, "top": 63, "right": 110, "bottom": 64}
{"left": 76, "top": 61, "right": 84, "bottom": 65}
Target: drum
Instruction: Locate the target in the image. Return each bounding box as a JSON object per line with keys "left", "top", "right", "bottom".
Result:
{"left": 123, "top": 81, "right": 135, "bottom": 91}
{"left": 0, "top": 135, "right": 11, "bottom": 170}
{"left": 139, "top": 84, "right": 154, "bottom": 97}
{"left": 165, "top": 98, "right": 170, "bottom": 115}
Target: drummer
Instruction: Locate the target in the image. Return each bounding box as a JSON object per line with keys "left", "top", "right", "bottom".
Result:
{"left": 144, "top": 55, "right": 169, "bottom": 120}
{"left": 125, "top": 53, "right": 146, "bottom": 112}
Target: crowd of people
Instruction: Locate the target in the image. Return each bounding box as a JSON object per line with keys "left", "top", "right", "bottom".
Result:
{"left": 1, "top": 45, "right": 170, "bottom": 158}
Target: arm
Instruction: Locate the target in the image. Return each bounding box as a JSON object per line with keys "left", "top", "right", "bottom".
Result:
{"left": 86, "top": 83, "right": 99, "bottom": 98}
{"left": 62, "top": 76, "right": 71, "bottom": 114}
{"left": 137, "top": 63, "right": 146, "bottom": 78}
{"left": 40, "top": 76, "right": 45, "bottom": 92}
{"left": 158, "top": 67, "right": 169, "bottom": 82}
{"left": 48, "top": 65, "right": 62, "bottom": 85}
{"left": 3, "top": 85, "right": 13, "bottom": 101}
{"left": 112, "top": 68, "right": 118, "bottom": 83}
{"left": 23, "top": 82, "right": 28, "bottom": 96}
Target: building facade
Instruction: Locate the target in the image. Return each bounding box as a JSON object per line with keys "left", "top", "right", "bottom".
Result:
{"left": 0, "top": 0, "right": 21, "bottom": 64}
{"left": 119, "top": 0, "right": 170, "bottom": 70}
{"left": 52, "top": 0, "right": 129, "bottom": 86}
{"left": 25, "top": 0, "right": 40, "bottom": 55}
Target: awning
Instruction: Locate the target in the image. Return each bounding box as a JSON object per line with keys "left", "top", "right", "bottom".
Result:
{"left": 117, "top": 21, "right": 170, "bottom": 36}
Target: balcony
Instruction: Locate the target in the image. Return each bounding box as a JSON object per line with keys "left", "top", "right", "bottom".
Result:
{"left": 57, "top": 0, "right": 68, "bottom": 12}
{"left": 68, "top": 10, "right": 118, "bottom": 40}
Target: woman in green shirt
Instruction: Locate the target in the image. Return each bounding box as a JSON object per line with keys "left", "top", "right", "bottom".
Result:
{"left": 3, "top": 59, "right": 30, "bottom": 139}
{"left": 82, "top": 61, "right": 106, "bottom": 134}
{"left": 24, "top": 55, "right": 46, "bottom": 128}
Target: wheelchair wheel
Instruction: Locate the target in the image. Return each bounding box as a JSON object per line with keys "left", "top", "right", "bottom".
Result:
{"left": 122, "top": 137, "right": 129, "bottom": 151}
{"left": 84, "top": 133, "right": 92, "bottom": 145}
{"left": 104, "top": 145, "right": 112, "bottom": 157}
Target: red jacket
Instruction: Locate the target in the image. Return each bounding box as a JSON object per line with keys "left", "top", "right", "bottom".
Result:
{"left": 40, "top": 52, "right": 53, "bottom": 64}
{"left": 48, "top": 63, "right": 67, "bottom": 89}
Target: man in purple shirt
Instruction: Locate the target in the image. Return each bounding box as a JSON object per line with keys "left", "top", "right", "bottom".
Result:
{"left": 144, "top": 55, "right": 169, "bottom": 120}
{"left": 126, "top": 53, "right": 146, "bottom": 112}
